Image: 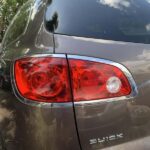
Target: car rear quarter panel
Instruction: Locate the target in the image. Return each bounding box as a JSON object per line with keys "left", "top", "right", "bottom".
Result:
{"left": 0, "top": 0, "right": 80, "bottom": 149}
{"left": 0, "top": 41, "right": 80, "bottom": 150}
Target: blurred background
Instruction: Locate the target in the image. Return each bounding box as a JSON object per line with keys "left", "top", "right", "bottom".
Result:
{"left": 0, "top": 0, "right": 26, "bottom": 42}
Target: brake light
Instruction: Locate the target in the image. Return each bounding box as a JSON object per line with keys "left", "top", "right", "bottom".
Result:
{"left": 13, "top": 55, "right": 136, "bottom": 104}
{"left": 68, "top": 59, "right": 132, "bottom": 102}
{"left": 14, "top": 57, "right": 71, "bottom": 103}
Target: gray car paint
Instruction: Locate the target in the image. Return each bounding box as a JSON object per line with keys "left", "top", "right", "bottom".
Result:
{"left": 54, "top": 34, "right": 150, "bottom": 150}
{"left": 0, "top": 0, "right": 150, "bottom": 150}
{"left": 0, "top": 0, "right": 80, "bottom": 150}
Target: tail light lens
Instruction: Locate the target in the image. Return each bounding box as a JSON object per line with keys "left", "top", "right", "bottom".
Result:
{"left": 13, "top": 55, "right": 136, "bottom": 103}
{"left": 14, "top": 57, "right": 71, "bottom": 103}
{"left": 68, "top": 59, "right": 132, "bottom": 102}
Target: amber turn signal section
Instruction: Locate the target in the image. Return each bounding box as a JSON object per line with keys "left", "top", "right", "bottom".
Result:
{"left": 14, "top": 57, "right": 71, "bottom": 103}
{"left": 68, "top": 59, "right": 131, "bottom": 102}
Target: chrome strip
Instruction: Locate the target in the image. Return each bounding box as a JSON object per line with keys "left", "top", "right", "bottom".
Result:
{"left": 15, "top": 54, "right": 66, "bottom": 60}
{"left": 11, "top": 54, "right": 73, "bottom": 108}
{"left": 67, "top": 55, "right": 138, "bottom": 106}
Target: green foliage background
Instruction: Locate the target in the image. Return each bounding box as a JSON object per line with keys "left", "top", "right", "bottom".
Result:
{"left": 0, "top": 0, "right": 26, "bottom": 41}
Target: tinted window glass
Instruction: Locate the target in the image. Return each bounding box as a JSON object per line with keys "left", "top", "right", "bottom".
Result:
{"left": 45, "top": 0, "right": 150, "bottom": 44}
{"left": 2, "top": 1, "right": 32, "bottom": 47}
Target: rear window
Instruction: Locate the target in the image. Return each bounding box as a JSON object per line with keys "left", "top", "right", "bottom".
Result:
{"left": 45, "top": 0, "right": 150, "bottom": 44}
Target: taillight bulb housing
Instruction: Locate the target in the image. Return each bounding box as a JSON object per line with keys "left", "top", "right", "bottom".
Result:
{"left": 14, "top": 57, "right": 71, "bottom": 103}
{"left": 68, "top": 59, "right": 132, "bottom": 102}
{"left": 13, "top": 55, "right": 137, "bottom": 104}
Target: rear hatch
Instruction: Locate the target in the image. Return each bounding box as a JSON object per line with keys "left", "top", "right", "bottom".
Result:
{"left": 54, "top": 34, "right": 150, "bottom": 150}
{"left": 45, "top": 0, "right": 150, "bottom": 149}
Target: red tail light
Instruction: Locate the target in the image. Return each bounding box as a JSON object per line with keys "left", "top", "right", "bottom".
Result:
{"left": 14, "top": 56, "right": 71, "bottom": 103}
{"left": 68, "top": 59, "right": 131, "bottom": 102}
{"left": 13, "top": 55, "right": 137, "bottom": 104}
